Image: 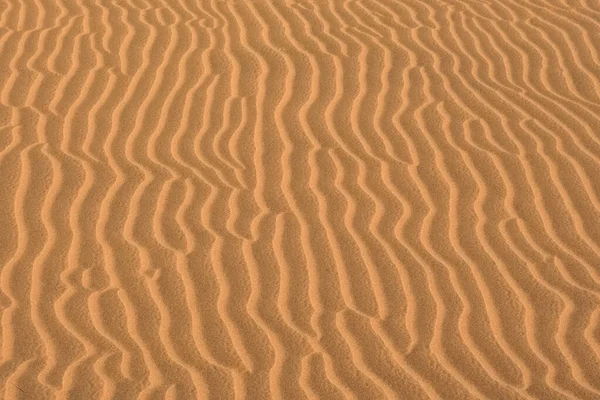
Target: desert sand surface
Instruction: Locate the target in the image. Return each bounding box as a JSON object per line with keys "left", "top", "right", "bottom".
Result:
{"left": 1, "top": 0, "right": 600, "bottom": 398}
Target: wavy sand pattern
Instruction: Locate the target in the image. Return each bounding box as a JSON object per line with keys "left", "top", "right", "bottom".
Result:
{"left": 1, "top": 0, "right": 600, "bottom": 398}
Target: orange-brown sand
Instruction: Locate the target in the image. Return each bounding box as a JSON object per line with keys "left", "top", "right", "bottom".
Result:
{"left": 1, "top": 0, "right": 600, "bottom": 398}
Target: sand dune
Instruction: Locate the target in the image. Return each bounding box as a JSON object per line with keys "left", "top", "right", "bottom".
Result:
{"left": 1, "top": 0, "right": 600, "bottom": 398}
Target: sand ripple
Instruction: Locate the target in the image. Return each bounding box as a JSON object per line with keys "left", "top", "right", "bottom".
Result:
{"left": 1, "top": 0, "right": 600, "bottom": 398}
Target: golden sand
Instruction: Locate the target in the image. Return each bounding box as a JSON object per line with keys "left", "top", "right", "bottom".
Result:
{"left": 1, "top": 0, "right": 600, "bottom": 398}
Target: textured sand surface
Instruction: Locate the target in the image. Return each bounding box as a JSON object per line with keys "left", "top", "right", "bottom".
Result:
{"left": 1, "top": 0, "right": 600, "bottom": 398}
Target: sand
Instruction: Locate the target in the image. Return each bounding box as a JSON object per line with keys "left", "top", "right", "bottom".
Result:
{"left": 0, "top": 0, "right": 600, "bottom": 398}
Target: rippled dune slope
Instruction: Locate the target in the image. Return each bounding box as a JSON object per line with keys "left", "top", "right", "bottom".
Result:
{"left": 1, "top": 0, "right": 600, "bottom": 398}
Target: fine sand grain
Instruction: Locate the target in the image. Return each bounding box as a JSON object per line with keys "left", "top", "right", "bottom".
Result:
{"left": 1, "top": 0, "right": 600, "bottom": 398}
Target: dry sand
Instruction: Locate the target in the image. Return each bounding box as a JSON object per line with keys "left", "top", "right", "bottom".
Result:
{"left": 1, "top": 0, "right": 600, "bottom": 398}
